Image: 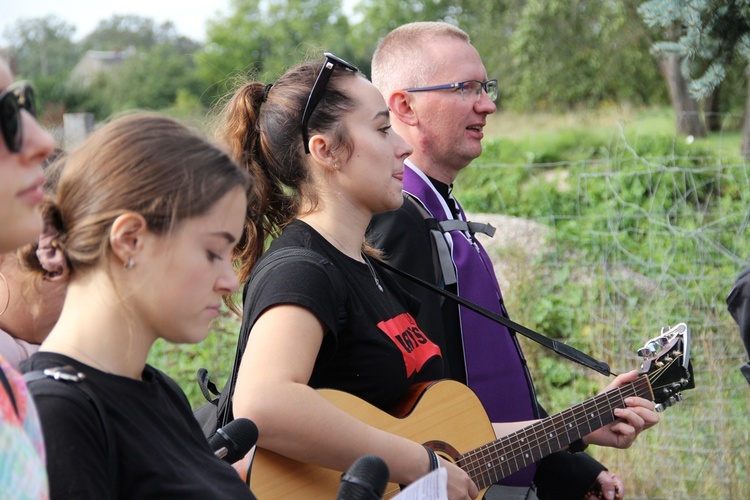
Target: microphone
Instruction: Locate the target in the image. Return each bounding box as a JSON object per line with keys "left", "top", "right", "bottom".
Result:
{"left": 209, "top": 418, "right": 259, "bottom": 463}
{"left": 337, "top": 454, "right": 389, "bottom": 500}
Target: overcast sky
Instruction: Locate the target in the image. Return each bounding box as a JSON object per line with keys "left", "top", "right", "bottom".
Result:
{"left": 0, "top": 0, "right": 233, "bottom": 43}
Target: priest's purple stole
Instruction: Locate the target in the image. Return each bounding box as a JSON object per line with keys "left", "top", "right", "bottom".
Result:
{"left": 403, "top": 163, "right": 537, "bottom": 487}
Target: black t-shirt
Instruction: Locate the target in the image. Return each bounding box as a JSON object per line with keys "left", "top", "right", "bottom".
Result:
{"left": 369, "top": 192, "right": 466, "bottom": 383}
{"left": 241, "top": 220, "right": 444, "bottom": 411}
{"left": 22, "top": 352, "right": 254, "bottom": 500}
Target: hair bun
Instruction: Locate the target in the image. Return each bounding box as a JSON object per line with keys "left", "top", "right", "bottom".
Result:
{"left": 36, "top": 202, "right": 70, "bottom": 279}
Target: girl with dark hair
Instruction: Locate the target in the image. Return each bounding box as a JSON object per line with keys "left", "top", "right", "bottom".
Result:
{"left": 221, "top": 54, "right": 479, "bottom": 497}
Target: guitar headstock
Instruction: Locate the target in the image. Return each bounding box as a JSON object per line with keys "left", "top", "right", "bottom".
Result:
{"left": 637, "top": 322, "right": 695, "bottom": 412}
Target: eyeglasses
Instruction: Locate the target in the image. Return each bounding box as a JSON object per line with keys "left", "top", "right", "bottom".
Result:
{"left": 405, "top": 79, "right": 498, "bottom": 102}
{"left": 301, "top": 52, "right": 358, "bottom": 154}
{"left": 1, "top": 81, "right": 36, "bottom": 153}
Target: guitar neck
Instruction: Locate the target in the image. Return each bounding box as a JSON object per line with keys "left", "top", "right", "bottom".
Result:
{"left": 460, "top": 376, "right": 654, "bottom": 489}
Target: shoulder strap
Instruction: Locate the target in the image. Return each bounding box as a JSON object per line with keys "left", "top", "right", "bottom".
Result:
{"left": 405, "top": 193, "right": 496, "bottom": 289}
{"left": 0, "top": 367, "right": 19, "bottom": 418}
{"left": 24, "top": 366, "right": 119, "bottom": 496}
{"left": 405, "top": 194, "right": 458, "bottom": 286}
{"left": 216, "top": 246, "right": 347, "bottom": 428}
{"left": 377, "top": 260, "right": 614, "bottom": 377}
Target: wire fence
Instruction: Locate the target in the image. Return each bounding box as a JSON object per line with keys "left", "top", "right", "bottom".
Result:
{"left": 468, "top": 139, "right": 750, "bottom": 499}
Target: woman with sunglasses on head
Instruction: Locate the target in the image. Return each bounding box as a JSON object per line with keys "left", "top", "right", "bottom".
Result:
{"left": 0, "top": 55, "right": 56, "bottom": 499}
{"left": 222, "top": 54, "right": 479, "bottom": 498}
{"left": 21, "top": 112, "right": 258, "bottom": 499}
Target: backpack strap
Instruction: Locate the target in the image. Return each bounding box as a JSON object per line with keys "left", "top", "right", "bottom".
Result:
{"left": 24, "top": 365, "right": 119, "bottom": 496}
{"left": 0, "top": 367, "right": 19, "bottom": 418}
{"left": 405, "top": 193, "right": 496, "bottom": 289}
{"left": 214, "top": 246, "right": 347, "bottom": 430}
{"left": 405, "top": 194, "right": 457, "bottom": 287}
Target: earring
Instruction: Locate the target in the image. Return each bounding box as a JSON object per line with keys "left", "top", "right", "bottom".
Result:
{"left": 0, "top": 272, "right": 9, "bottom": 317}
{"left": 124, "top": 258, "right": 135, "bottom": 271}
{"left": 333, "top": 159, "right": 340, "bottom": 171}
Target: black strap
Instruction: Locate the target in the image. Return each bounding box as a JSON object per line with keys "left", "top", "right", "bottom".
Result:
{"left": 0, "top": 367, "right": 19, "bottom": 418}
{"left": 24, "top": 366, "right": 119, "bottom": 496}
{"left": 378, "top": 260, "right": 615, "bottom": 377}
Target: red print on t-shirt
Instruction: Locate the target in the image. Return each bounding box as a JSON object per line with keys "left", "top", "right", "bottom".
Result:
{"left": 377, "top": 313, "right": 441, "bottom": 377}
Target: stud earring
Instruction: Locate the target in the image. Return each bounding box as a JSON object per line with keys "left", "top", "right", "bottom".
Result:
{"left": 124, "top": 257, "right": 135, "bottom": 270}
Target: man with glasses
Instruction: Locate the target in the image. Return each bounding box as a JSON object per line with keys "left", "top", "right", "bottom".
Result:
{"left": 368, "top": 22, "right": 623, "bottom": 500}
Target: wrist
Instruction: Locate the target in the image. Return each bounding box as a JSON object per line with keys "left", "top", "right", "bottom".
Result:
{"left": 423, "top": 445, "right": 439, "bottom": 472}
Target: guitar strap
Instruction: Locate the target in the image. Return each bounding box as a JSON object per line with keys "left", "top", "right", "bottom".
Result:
{"left": 378, "top": 259, "right": 614, "bottom": 377}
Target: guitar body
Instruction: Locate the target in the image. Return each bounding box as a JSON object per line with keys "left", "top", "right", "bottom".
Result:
{"left": 248, "top": 379, "right": 496, "bottom": 499}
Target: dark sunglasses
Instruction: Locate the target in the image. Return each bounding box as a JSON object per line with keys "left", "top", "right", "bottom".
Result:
{"left": 301, "top": 52, "right": 358, "bottom": 154}
{"left": 1, "top": 81, "right": 36, "bottom": 153}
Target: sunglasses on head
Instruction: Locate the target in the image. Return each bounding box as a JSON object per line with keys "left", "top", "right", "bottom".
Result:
{"left": 1, "top": 81, "right": 36, "bottom": 153}
{"left": 301, "top": 52, "right": 358, "bottom": 154}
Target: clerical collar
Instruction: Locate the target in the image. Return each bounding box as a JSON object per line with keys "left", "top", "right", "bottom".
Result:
{"left": 427, "top": 176, "right": 461, "bottom": 219}
{"left": 427, "top": 176, "right": 453, "bottom": 203}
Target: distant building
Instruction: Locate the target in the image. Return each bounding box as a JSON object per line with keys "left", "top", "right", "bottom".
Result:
{"left": 70, "top": 47, "right": 136, "bottom": 87}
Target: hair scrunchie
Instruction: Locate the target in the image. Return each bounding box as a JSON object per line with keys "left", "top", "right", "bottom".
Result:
{"left": 36, "top": 223, "right": 70, "bottom": 279}
{"left": 261, "top": 83, "right": 273, "bottom": 103}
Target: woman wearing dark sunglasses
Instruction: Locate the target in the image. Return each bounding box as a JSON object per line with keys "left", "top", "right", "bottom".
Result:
{"left": 0, "top": 55, "right": 55, "bottom": 498}
{"left": 0, "top": 58, "right": 55, "bottom": 255}
{"left": 221, "top": 54, "right": 479, "bottom": 498}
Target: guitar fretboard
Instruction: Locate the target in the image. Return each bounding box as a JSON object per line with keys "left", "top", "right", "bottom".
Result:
{"left": 458, "top": 376, "right": 653, "bottom": 489}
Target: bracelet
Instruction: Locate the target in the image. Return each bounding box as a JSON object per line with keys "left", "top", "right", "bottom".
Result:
{"left": 568, "top": 438, "right": 589, "bottom": 453}
{"left": 423, "top": 445, "right": 439, "bottom": 471}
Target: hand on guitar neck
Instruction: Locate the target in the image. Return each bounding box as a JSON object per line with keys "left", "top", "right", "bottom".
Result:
{"left": 490, "top": 369, "right": 659, "bottom": 450}
{"left": 579, "top": 369, "right": 660, "bottom": 449}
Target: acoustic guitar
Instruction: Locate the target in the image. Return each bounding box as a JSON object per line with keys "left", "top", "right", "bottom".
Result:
{"left": 248, "top": 323, "right": 694, "bottom": 498}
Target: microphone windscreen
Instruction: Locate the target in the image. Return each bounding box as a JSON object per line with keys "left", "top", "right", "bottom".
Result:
{"left": 337, "top": 454, "right": 389, "bottom": 500}
{"left": 209, "top": 417, "right": 259, "bottom": 463}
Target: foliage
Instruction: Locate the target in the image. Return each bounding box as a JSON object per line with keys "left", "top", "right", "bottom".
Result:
{"left": 3, "top": 16, "right": 81, "bottom": 79}
{"left": 197, "top": 0, "right": 355, "bottom": 103}
{"left": 80, "top": 15, "right": 193, "bottom": 52}
{"left": 69, "top": 43, "right": 206, "bottom": 118}
{"left": 638, "top": 0, "right": 750, "bottom": 100}
{"left": 508, "top": 0, "right": 665, "bottom": 110}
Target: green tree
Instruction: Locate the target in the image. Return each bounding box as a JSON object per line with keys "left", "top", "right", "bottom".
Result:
{"left": 3, "top": 16, "right": 82, "bottom": 120}
{"left": 82, "top": 45, "right": 204, "bottom": 115}
{"left": 639, "top": 0, "right": 750, "bottom": 152}
{"left": 70, "top": 14, "right": 204, "bottom": 119}
{"left": 508, "top": 0, "right": 665, "bottom": 111}
{"left": 80, "top": 15, "right": 187, "bottom": 51}
{"left": 197, "top": 0, "right": 353, "bottom": 103}
{"left": 4, "top": 16, "right": 80, "bottom": 79}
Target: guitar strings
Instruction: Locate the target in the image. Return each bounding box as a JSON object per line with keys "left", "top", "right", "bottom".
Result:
{"left": 463, "top": 381, "right": 642, "bottom": 488}
{"left": 461, "top": 359, "right": 679, "bottom": 488}
{"left": 473, "top": 359, "right": 676, "bottom": 485}
{"left": 458, "top": 375, "right": 655, "bottom": 488}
